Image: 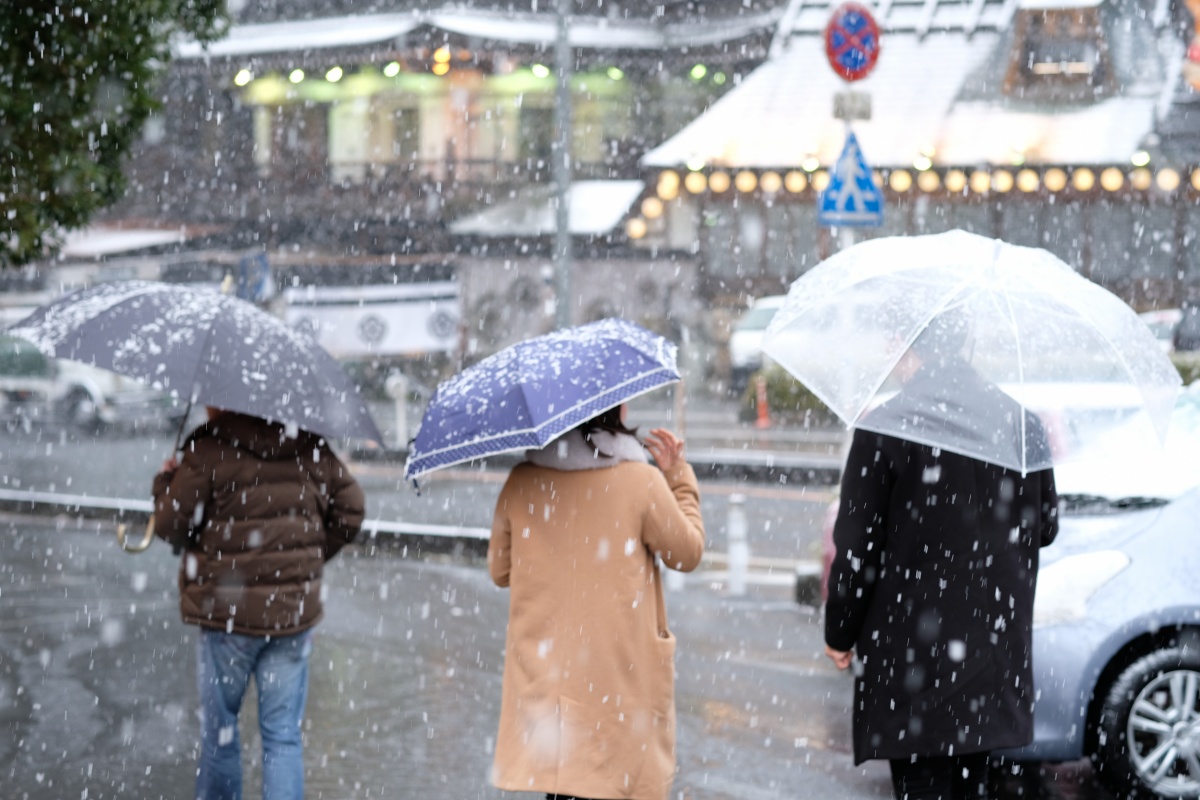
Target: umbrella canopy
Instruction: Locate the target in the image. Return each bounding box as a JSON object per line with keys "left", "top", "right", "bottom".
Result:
{"left": 762, "top": 230, "right": 1182, "bottom": 473}
{"left": 5, "top": 280, "right": 382, "bottom": 444}
{"left": 404, "top": 318, "right": 679, "bottom": 481}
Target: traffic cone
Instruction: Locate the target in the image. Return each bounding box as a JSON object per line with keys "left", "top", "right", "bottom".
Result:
{"left": 754, "top": 374, "right": 771, "bottom": 429}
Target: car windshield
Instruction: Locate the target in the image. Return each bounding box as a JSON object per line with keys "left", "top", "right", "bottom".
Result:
{"left": 1138, "top": 309, "right": 1181, "bottom": 340}
{"left": 0, "top": 335, "right": 51, "bottom": 377}
{"left": 735, "top": 306, "right": 780, "bottom": 331}
{"left": 1144, "top": 321, "right": 1177, "bottom": 340}
{"left": 1055, "top": 383, "right": 1200, "bottom": 509}
{"left": 1058, "top": 493, "right": 1170, "bottom": 515}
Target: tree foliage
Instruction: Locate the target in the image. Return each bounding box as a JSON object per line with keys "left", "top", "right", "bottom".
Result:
{"left": 0, "top": 0, "right": 227, "bottom": 267}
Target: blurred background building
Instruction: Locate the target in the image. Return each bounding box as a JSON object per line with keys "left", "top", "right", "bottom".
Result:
{"left": 28, "top": 0, "right": 1200, "bottom": 393}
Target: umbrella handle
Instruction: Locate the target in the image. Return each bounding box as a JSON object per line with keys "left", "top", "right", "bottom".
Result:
{"left": 117, "top": 517, "right": 155, "bottom": 554}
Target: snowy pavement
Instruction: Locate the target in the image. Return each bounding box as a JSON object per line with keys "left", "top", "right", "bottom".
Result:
{"left": 0, "top": 515, "right": 1112, "bottom": 800}
{"left": 0, "top": 514, "right": 884, "bottom": 800}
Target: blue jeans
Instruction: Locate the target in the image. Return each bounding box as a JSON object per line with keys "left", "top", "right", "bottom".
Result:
{"left": 195, "top": 628, "right": 313, "bottom": 800}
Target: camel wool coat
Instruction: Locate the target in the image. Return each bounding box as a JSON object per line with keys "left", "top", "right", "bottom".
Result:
{"left": 488, "top": 433, "right": 705, "bottom": 800}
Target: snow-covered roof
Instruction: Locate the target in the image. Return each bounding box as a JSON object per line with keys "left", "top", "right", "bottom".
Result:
{"left": 174, "top": 14, "right": 422, "bottom": 59}
{"left": 60, "top": 227, "right": 189, "bottom": 258}
{"left": 174, "top": 9, "right": 778, "bottom": 60}
{"left": 645, "top": 0, "right": 1174, "bottom": 170}
{"left": 449, "top": 181, "right": 644, "bottom": 237}
{"left": 937, "top": 98, "right": 1158, "bottom": 165}
{"left": 644, "top": 35, "right": 1000, "bottom": 169}
{"left": 428, "top": 9, "right": 780, "bottom": 49}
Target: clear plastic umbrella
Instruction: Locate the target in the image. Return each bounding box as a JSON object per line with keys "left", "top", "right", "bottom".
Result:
{"left": 761, "top": 230, "right": 1182, "bottom": 474}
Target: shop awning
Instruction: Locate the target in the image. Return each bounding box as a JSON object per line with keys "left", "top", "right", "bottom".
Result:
{"left": 174, "top": 9, "right": 778, "bottom": 60}
{"left": 174, "top": 14, "right": 421, "bottom": 59}
{"left": 449, "top": 181, "right": 644, "bottom": 237}
{"left": 427, "top": 9, "right": 779, "bottom": 49}
{"left": 60, "top": 227, "right": 190, "bottom": 258}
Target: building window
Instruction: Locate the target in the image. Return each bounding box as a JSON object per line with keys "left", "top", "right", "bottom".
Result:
{"left": 1090, "top": 204, "right": 1136, "bottom": 283}
{"left": 328, "top": 98, "right": 371, "bottom": 184}
{"left": 519, "top": 106, "right": 554, "bottom": 169}
{"left": 1000, "top": 202, "right": 1044, "bottom": 250}
{"left": 1186, "top": 207, "right": 1200, "bottom": 278}
{"left": 391, "top": 107, "right": 420, "bottom": 162}
{"left": 1004, "top": 8, "right": 1114, "bottom": 100}
{"left": 252, "top": 107, "right": 272, "bottom": 176}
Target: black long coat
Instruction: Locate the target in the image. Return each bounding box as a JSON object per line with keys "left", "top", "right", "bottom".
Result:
{"left": 825, "top": 362, "right": 1058, "bottom": 764}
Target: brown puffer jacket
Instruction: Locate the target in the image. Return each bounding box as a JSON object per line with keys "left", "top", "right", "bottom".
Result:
{"left": 151, "top": 412, "right": 365, "bottom": 636}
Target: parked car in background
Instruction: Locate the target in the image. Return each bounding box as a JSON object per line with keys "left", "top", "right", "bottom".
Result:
{"left": 0, "top": 334, "right": 181, "bottom": 432}
{"left": 729, "top": 295, "right": 785, "bottom": 392}
{"left": 819, "top": 384, "right": 1200, "bottom": 798}
{"left": 1001, "top": 487, "right": 1200, "bottom": 799}
{"left": 1176, "top": 304, "right": 1200, "bottom": 353}
{"left": 1139, "top": 308, "right": 1183, "bottom": 354}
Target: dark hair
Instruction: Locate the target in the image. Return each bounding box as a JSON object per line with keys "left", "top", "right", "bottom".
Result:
{"left": 577, "top": 406, "right": 638, "bottom": 458}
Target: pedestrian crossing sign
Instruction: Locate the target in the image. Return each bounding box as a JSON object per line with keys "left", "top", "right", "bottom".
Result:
{"left": 818, "top": 131, "right": 884, "bottom": 227}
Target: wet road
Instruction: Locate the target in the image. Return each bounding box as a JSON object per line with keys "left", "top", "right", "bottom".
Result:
{"left": 0, "top": 514, "right": 877, "bottom": 800}
{"left": 0, "top": 515, "right": 1112, "bottom": 800}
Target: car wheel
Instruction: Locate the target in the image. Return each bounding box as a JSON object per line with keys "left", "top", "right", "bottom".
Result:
{"left": 65, "top": 388, "right": 101, "bottom": 432}
{"left": 1096, "top": 647, "right": 1200, "bottom": 799}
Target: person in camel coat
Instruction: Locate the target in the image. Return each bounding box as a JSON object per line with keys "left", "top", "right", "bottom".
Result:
{"left": 488, "top": 404, "right": 706, "bottom": 800}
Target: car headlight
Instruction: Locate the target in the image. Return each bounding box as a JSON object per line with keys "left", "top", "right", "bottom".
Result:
{"left": 1033, "top": 550, "right": 1130, "bottom": 627}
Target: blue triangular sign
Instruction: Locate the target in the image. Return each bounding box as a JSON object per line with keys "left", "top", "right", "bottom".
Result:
{"left": 818, "top": 131, "right": 884, "bottom": 227}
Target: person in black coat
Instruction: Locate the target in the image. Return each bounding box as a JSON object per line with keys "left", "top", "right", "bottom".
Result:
{"left": 824, "top": 313, "right": 1059, "bottom": 800}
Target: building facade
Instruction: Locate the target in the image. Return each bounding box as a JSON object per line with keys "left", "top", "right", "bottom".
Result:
{"left": 635, "top": 0, "right": 1200, "bottom": 312}
{"left": 65, "top": 0, "right": 1200, "bottom": 390}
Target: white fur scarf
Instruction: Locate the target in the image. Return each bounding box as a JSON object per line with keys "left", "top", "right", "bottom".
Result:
{"left": 525, "top": 428, "right": 648, "bottom": 471}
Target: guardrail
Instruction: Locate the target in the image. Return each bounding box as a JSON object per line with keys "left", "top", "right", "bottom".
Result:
{"left": 0, "top": 488, "right": 153, "bottom": 514}
{"left": 0, "top": 488, "right": 489, "bottom": 540}
{"left": 0, "top": 488, "right": 821, "bottom": 602}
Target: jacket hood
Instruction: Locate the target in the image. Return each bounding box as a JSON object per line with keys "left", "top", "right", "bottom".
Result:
{"left": 525, "top": 428, "right": 648, "bottom": 471}
{"left": 187, "top": 411, "right": 312, "bottom": 460}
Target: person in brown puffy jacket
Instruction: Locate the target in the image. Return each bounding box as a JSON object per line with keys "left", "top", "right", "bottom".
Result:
{"left": 151, "top": 407, "right": 365, "bottom": 800}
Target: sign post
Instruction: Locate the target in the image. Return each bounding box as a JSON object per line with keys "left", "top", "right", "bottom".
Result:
{"left": 818, "top": 131, "right": 884, "bottom": 227}
{"left": 819, "top": 1, "right": 883, "bottom": 232}
{"left": 824, "top": 2, "right": 881, "bottom": 83}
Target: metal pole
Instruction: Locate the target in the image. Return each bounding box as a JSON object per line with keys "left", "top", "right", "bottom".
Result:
{"left": 727, "top": 493, "right": 749, "bottom": 597}
{"left": 553, "top": 0, "right": 573, "bottom": 330}
{"left": 385, "top": 372, "right": 410, "bottom": 450}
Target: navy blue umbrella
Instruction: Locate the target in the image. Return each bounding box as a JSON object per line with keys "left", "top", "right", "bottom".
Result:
{"left": 5, "top": 280, "right": 382, "bottom": 445}
{"left": 404, "top": 318, "right": 679, "bottom": 481}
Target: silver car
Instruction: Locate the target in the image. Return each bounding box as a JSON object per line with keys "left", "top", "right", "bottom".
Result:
{"left": 0, "top": 334, "right": 181, "bottom": 432}
{"left": 1002, "top": 383, "right": 1200, "bottom": 799}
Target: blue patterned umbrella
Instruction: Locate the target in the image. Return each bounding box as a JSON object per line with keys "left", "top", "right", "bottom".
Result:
{"left": 404, "top": 318, "right": 679, "bottom": 481}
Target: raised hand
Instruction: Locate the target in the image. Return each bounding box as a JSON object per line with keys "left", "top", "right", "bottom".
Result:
{"left": 644, "top": 428, "right": 685, "bottom": 471}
